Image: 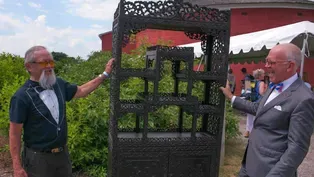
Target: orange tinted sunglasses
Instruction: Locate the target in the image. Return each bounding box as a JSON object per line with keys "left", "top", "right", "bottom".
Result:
{"left": 31, "top": 61, "right": 55, "bottom": 68}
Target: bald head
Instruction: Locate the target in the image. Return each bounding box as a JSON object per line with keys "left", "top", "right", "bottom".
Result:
{"left": 265, "top": 43, "right": 302, "bottom": 84}
{"left": 272, "top": 43, "right": 302, "bottom": 69}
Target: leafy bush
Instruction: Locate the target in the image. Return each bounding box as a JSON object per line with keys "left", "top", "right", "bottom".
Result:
{"left": 225, "top": 101, "right": 241, "bottom": 139}
{"left": 56, "top": 51, "right": 112, "bottom": 176}
{"left": 0, "top": 53, "right": 28, "bottom": 89}
{"left": 0, "top": 53, "right": 28, "bottom": 135}
{"left": 0, "top": 46, "right": 241, "bottom": 177}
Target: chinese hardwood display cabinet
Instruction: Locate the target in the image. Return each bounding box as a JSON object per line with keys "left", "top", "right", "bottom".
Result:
{"left": 108, "top": 0, "right": 231, "bottom": 176}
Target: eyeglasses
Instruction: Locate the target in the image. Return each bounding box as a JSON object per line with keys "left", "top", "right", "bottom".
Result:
{"left": 265, "top": 60, "right": 289, "bottom": 66}
{"left": 30, "top": 61, "right": 55, "bottom": 68}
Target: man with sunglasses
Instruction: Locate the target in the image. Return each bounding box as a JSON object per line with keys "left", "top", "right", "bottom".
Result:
{"left": 220, "top": 43, "right": 314, "bottom": 177}
{"left": 9, "top": 46, "right": 114, "bottom": 177}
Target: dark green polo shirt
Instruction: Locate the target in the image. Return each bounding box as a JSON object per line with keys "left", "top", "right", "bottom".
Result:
{"left": 9, "top": 77, "right": 77, "bottom": 150}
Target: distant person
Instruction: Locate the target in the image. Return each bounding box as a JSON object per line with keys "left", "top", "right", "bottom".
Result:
{"left": 227, "top": 69, "right": 236, "bottom": 94}
{"left": 252, "top": 68, "right": 267, "bottom": 99}
{"left": 264, "top": 75, "right": 270, "bottom": 87}
{"left": 240, "top": 68, "right": 254, "bottom": 95}
{"left": 244, "top": 69, "right": 267, "bottom": 138}
{"left": 239, "top": 68, "right": 255, "bottom": 138}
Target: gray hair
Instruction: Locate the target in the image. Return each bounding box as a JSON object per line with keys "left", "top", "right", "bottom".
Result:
{"left": 286, "top": 49, "right": 302, "bottom": 68}
{"left": 24, "top": 46, "right": 51, "bottom": 64}
{"left": 253, "top": 69, "right": 265, "bottom": 79}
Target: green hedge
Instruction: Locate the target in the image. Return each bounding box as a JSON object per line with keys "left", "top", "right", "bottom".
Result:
{"left": 0, "top": 48, "right": 240, "bottom": 176}
{"left": 0, "top": 53, "right": 28, "bottom": 135}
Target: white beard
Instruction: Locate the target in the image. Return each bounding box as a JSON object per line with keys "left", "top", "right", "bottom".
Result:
{"left": 39, "top": 69, "right": 56, "bottom": 89}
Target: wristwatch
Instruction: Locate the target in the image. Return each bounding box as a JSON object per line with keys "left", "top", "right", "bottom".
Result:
{"left": 99, "top": 71, "right": 109, "bottom": 79}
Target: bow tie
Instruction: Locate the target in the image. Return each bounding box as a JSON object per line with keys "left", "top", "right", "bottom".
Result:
{"left": 33, "top": 86, "right": 53, "bottom": 93}
{"left": 269, "top": 82, "right": 284, "bottom": 92}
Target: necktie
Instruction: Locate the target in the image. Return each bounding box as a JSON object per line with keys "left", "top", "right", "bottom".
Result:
{"left": 269, "top": 82, "right": 284, "bottom": 92}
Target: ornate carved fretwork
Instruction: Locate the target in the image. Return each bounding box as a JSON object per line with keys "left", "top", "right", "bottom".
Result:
{"left": 121, "top": 0, "right": 229, "bottom": 23}
{"left": 109, "top": 0, "right": 230, "bottom": 177}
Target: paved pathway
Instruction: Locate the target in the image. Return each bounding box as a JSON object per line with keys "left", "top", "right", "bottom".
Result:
{"left": 239, "top": 116, "right": 314, "bottom": 177}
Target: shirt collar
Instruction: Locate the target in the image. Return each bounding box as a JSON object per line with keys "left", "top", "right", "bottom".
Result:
{"left": 26, "top": 79, "right": 40, "bottom": 87}
{"left": 280, "top": 73, "right": 298, "bottom": 92}
{"left": 26, "top": 79, "right": 53, "bottom": 93}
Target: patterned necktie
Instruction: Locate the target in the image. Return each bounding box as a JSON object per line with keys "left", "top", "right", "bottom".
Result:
{"left": 269, "top": 82, "right": 284, "bottom": 92}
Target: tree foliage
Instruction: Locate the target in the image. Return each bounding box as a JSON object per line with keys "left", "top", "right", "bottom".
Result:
{"left": 51, "top": 51, "right": 72, "bottom": 61}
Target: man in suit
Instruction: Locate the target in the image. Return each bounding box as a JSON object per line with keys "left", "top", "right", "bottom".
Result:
{"left": 220, "top": 43, "right": 314, "bottom": 177}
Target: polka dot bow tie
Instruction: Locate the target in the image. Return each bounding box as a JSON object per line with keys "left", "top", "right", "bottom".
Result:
{"left": 269, "top": 82, "right": 284, "bottom": 92}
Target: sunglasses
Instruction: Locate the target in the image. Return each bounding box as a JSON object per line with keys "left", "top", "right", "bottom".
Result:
{"left": 30, "top": 61, "right": 55, "bottom": 68}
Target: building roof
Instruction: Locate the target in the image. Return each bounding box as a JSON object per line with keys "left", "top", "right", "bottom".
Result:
{"left": 99, "top": 0, "right": 314, "bottom": 37}
{"left": 98, "top": 31, "right": 112, "bottom": 38}
{"left": 184, "top": 0, "right": 314, "bottom": 5}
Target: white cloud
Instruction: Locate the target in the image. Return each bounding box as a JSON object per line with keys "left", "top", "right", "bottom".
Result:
{"left": 0, "top": 13, "right": 110, "bottom": 59}
{"left": 0, "top": 0, "right": 4, "bottom": 9}
{"left": 1, "top": 0, "right": 168, "bottom": 59}
{"left": 23, "top": 15, "right": 32, "bottom": 23}
{"left": 65, "top": 0, "right": 118, "bottom": 20}
{"left": 28, "top": 2, "right": 48, "bottom": 13}
{"left": 91, "top": 24, "right": 103, "bottom": 29}
{"left": 0, "top": 13, "right": 23, "bottom": 31}
{"left": 16, "top": 3, "right": 22, "bottom": 6}
{"left": 28, "top": 2, "right": 41, "bottom": 8}
{"left": 64, "top": 0, "right": 164, "bottom": 21}
{"left": 34, "top": 15, "right": 46, "bottom": 25}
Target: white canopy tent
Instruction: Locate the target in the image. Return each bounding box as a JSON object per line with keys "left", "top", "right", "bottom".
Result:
{"left": 179, "top": 21, "right": 314, "bottom": 78}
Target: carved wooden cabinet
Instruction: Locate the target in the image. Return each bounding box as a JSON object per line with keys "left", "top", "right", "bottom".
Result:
{"left": 108, "top": 0, "right": 230, "bottom": 176}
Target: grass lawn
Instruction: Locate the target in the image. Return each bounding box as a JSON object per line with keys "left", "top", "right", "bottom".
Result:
{"left": 219, "top": 138, "right": 246, "bottom": 177}
{"left": 0, "top": 133, "right": 12, "bottom": 177}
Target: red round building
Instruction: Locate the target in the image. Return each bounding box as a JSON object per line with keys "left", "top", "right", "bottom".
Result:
{"left": 99, "top": 0, "right": 314, "bottom": 95}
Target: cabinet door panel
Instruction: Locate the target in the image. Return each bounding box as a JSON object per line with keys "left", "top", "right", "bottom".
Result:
{"left": 117, "top": 151, "right": 168, "bottom": 177}
{"left": 168, "top": 151, "right": 212, "bottom": 177}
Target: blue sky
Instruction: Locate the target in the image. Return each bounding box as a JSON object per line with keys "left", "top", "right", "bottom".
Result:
{"left": 0, "top": 0, "right": 129, "bottom": 59}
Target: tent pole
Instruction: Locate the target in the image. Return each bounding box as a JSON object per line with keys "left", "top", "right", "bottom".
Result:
{"left": 300, "top": 32, "right": 309, "bottom": 80}
{"left": 197, "top": 55, "right": 204, "bottom": 71}
{"left": 300, "top": 39, "right": 305, "bottom": 79}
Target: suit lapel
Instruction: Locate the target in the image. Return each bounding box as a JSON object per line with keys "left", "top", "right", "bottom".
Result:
{"left": 257, "top": 91, "right": 292, "bottom": 117}
{"left": 256, "top": 87, "right": 273, "bottom": 114}
{"left": 255, "top": 78, "right": 302, "bottom": 118}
